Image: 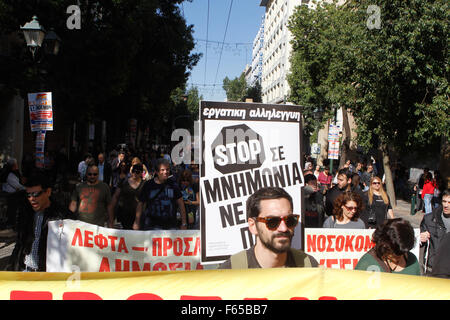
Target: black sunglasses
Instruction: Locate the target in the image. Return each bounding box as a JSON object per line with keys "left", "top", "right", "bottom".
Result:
{"left": 26, "top": 190, "right": 45, "bottom": 198}
{"left": 87, "top": 173, "right": 98, "bottom": 176}
{"left": 255, "top": 214, "right": 299, "bottom": 231}
{"left": 132, "top": 169, "right": 142, "bottom": 174}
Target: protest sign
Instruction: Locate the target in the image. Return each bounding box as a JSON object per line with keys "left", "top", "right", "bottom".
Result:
{"left": 199, "top": 101, "right": 304, "bottom": 264}
{"left": 28, "top": 92, "right": 53, "bottom": 132}
{"left": 304, "top": 228, "right": 421, "bottom": 270}
{"left": 1, "top": 268, "right": 449, "bottom": 300}
{"left": 46, "top": 220, "right": 202, "bottom": 272}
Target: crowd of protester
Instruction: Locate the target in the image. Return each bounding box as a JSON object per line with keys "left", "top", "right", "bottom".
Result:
{"left": 0, "top": 148, "right": 448, "bottom": 279}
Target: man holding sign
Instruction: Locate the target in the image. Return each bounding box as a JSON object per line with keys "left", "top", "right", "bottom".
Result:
{"left": 219, "top": 187, "right": 318, "bottom": 269}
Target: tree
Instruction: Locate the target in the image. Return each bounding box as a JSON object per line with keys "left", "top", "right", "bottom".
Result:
{"left": 0, "top": 0, "right": 200, "bottom": 150}
{"left": 288, "top": 0, "right": 449, "bottom": 203}
{"left": 223, "top": 72, "right": 247, "bottom": 102}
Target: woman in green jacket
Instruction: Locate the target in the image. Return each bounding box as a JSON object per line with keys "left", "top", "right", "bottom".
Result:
{"left": 355, "top": 218, "right": 421, "bottom": 275}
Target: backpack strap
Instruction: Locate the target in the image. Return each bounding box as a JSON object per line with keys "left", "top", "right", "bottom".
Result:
{"left": 367, "top": 248, "right": 391, "bottom": 273}
{"left": 290, "top": 249, "right": 312, "bottom": 267}
{"left": 230, "top": 250, "right": 249, "bottom": 269}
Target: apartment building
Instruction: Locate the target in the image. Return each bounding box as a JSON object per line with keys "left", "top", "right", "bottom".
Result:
{"left": 259, "top": 0, "right": 313, "bottom": 104}
{"left": 249, "top": 14, "right": 265, "bottom": 87}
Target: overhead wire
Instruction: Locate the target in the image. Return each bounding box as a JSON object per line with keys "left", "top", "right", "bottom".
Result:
{"left": 213, "top": 0, "right": 234, "bottom": 88}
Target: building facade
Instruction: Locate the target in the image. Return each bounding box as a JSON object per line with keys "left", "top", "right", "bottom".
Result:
{"left": 249, "top": 14, "right": 265, "bottom": 87}
{"left": 259, "top": 0, "right": 313, "bottom": 104}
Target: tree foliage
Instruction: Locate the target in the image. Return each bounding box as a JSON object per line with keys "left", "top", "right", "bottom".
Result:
{"left": 0, "top": 0, "right": 200, "bottom": 133}
{"left": 288, "top": 0, "right": 449, "bottom": 152}
{"left": 223, "top": 72, "right": 262, "bottom": 102}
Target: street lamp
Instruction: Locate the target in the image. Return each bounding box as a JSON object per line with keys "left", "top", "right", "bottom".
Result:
{"left": 20, "top": 16, "right": 61, "bottom": 59}
{"left": 43, "top": 29, "right": 61, "bottom": 56}
{"left": 20, "top": 16, "right": 46, "bottom": 59}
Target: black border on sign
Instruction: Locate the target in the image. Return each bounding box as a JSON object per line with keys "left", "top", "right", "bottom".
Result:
{"left": 199, "top": 101, "right": 305, "bottom": 264}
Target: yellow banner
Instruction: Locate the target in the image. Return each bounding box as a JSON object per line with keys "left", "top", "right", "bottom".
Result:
{"left": 0, "top": 268, "right": 449, "bottom": 300}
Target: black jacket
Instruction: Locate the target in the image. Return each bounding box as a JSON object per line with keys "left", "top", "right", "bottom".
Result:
{"left": 420, "top": 205, "right": 448, "bottom": 271}
{"left": 7, "top": 197, "right": 76, "bottom": 271}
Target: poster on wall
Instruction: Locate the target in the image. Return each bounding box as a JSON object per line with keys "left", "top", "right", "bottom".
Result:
{"left": 199, "top": 101, "right": 304, "bottom": 264}
{"left": 28, "top": 92, "right": 53, "bottom": 132}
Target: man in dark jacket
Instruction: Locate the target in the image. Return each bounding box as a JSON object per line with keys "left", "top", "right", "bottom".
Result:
{"left": 7, "top": 171, "right": 76, "bottom": 272}
{"left": 325, "top": 169, "right": 353, "bottom": 216}
{"left": 420, "top": 189, "right": 450, "bottom": 274}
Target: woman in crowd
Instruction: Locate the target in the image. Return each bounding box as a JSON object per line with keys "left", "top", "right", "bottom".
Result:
{"left": 421, "top": 172, "right": 436, "bottom": 214}
{"left": 111, "top": 160, "right": 129, "bottom": 195}
{"left": 322, "top": 192, "right": 366, "bottom": 229}
{"left": 178, "top": 169, "right": 199, "bottom": 229}
{"left": 318, "top": 166, "right": 332, "bottom": 191}
{"left": 109, "top": 163, "right": 145, "bottom": 230}
{"left": 361, "top": 176, "right": 394, "bottom": 229}
{"left": 355, "top": 218, "right": 420, "bottom": 275}
{"left": 130, "top": 157, "right": 151, "bottom": 181}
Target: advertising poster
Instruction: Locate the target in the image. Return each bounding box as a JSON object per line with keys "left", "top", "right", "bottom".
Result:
{"left": 28, "top": 92, "right": 53, "bottom": 132}
{"left": 199, "top": 101, "right": 304, "bottom": 264}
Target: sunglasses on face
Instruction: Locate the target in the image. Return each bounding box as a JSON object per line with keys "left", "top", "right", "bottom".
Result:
{"left": 372, "top": 181, "right": 381, "bottom": 185}
{"left": 87, "top": 173, "right": 98, "bottom": 176}
{"left": 132, "top": 170, "right": 142, "bottom": 174}
{"left": 344, "top": 205, "right": 358, "bottom": 212}
{"left": 26, "top": 190, "right": 44, "bottom": 199}
{"left": 255, "top": 214, "right": 299, "bottom": 231}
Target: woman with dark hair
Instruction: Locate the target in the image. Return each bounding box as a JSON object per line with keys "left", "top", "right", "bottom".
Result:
{"left": 109, "top": 163, "right": 145, "bottom": 229}
{"left": 355, "top": 218, "right": 420, "bottom": 275}
{"left": 111, "top": 160, "right": 129, "bottom": 195}
{"left": 322, "top": 192, "right": 366, "bottom": 229}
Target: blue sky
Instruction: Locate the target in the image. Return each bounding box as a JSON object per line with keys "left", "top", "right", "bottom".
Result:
{"left": 181, "top": 0, "right": 266, "bottom": 101}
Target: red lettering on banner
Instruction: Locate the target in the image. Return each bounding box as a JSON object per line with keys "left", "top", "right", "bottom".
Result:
{"left": 84, "top": 231, "right": 94, "bottom": 248}
{"left": 184, "top": 237, "right": 193, "bottom": 256}
{"left": 118, "top": 238, "right": 129, "bottom": 253}
{"left": 180, "top": 295, "right": 222, "bottom": 300}
{"left": 99, "top": 257, "right": 111, "bottom": 272}
{"left": 318, "top": 235, "right": 326, "bottom": 252}
{"left": 355, "top": 236, "right": 364, "bottom": 252}
{"left": 345, "top": 235, "right": 355, "bottom": 251}
{"left": 365, "top": 236, "right": 375, "bottom": 250}
{"left": 71, "top": 228, "right": 83, "bottom": 246}
{"left": 291, "top": 297, "right": 309, "bottom": 300}
{"left": 163, "top": 238, "right": 172, "bottom": 256}
{"left": 193, "top": 237, "right": 201, "bottom": 256}
{"left": 10, "top": 291, "right": 53, "bottom": 300}
{"left": 169, "top": 263, "right": 183, "bottom": 271}
{"left": 116, "top": 259, "right": 130, "bottom": 271}
{"left": 319, "top": 296, "right": 338, "bottom": 300}
{"left": 108, "top": 236, "right": 118, "bottom": 251}
{"left": 63, "top": 292, "right": 102, "bottom": 300}
{"left": 307, "top": 235, "right": 316, "bottom": 252}
{"left": 153, "top": 263, "right": 167, "bottom": 271}
{"left": 326, "top": 259, "right": 338, "bottom": 268}
{"left": 326, "top": 235, "right": 336, "bottom": 252}
{"left": 127, "top": 293, "right": 163, "bottom": 300}
{"left": 335, "top": 235, "right": 345, "bottom": 252}
{"left": 195, "top": 263, "right": 204, "bottom": 270}
{"left": 173, "top": 238, "right": 183, "bottom": 256}
{"left": 353, "top": 258, "right": 359, "bottom": 269}
{"left": 339, "top": 259, "right": 351, "bottom": 269}
{"left": 153, "top": 238, "right": 162, "bottom": 256}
